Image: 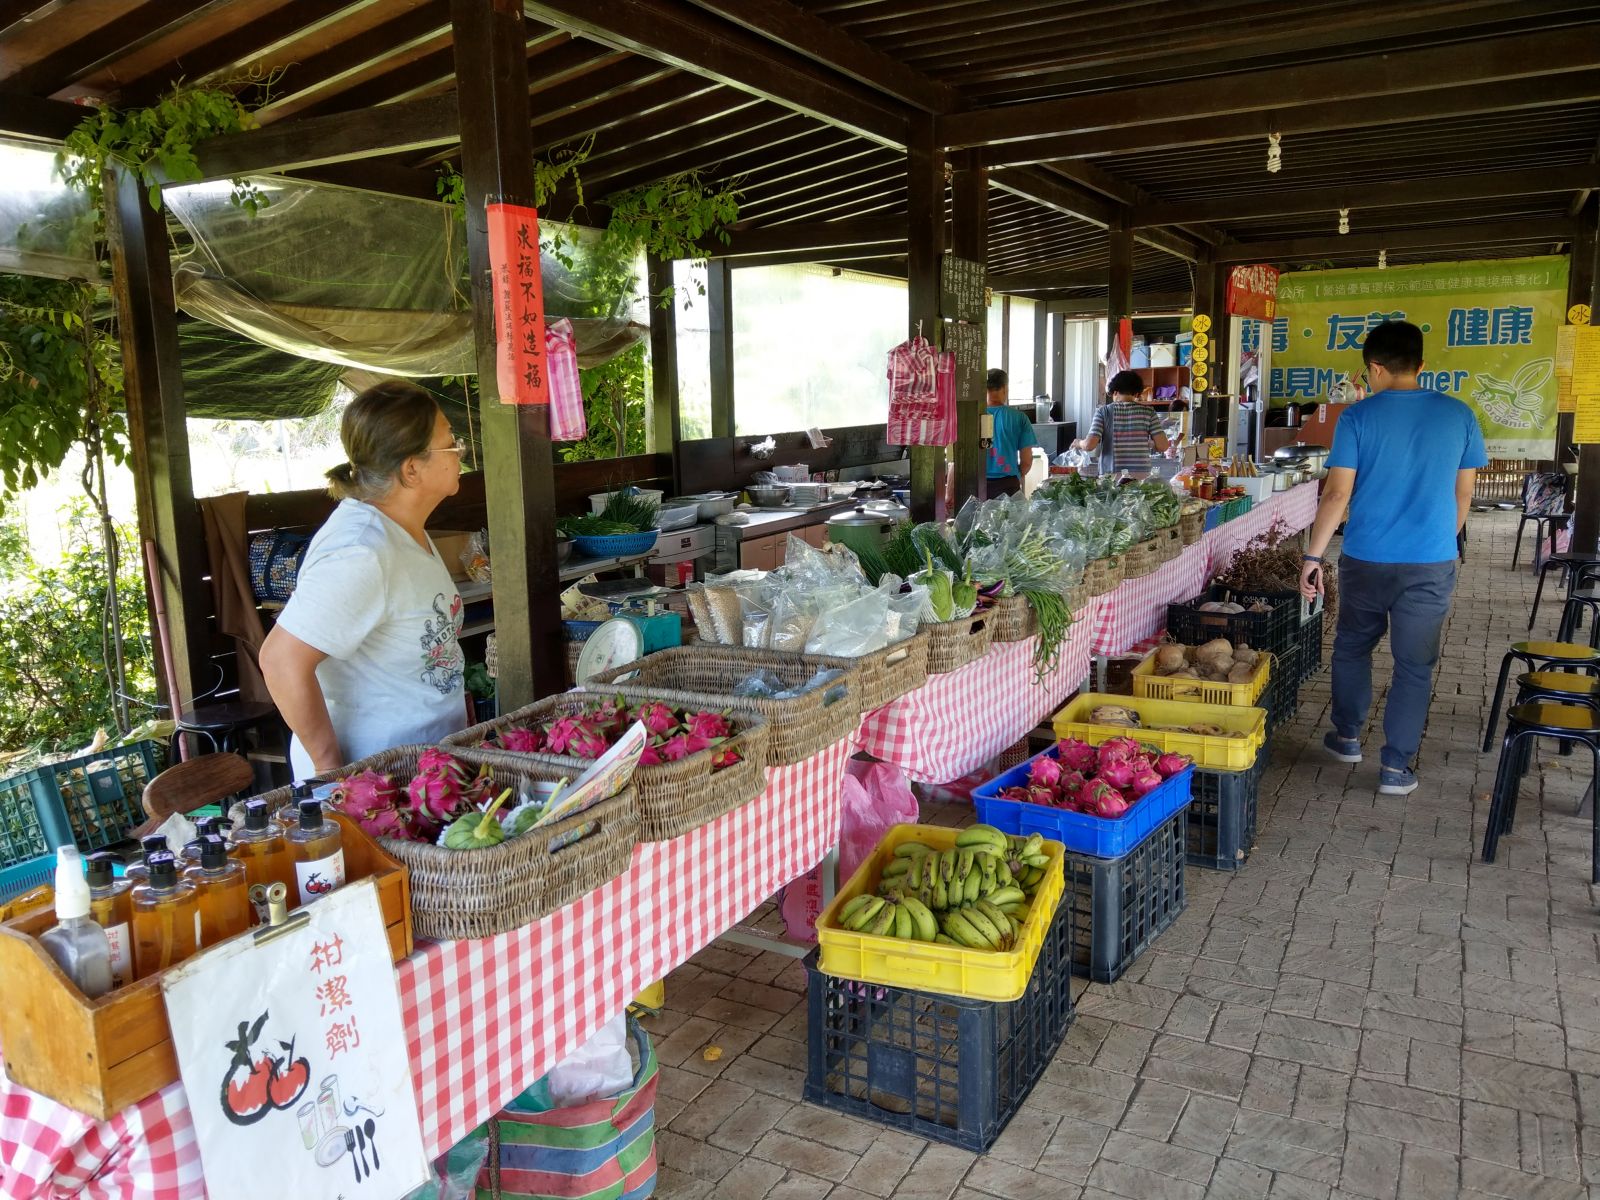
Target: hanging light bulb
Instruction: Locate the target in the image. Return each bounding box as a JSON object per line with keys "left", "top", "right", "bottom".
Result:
{"left": 1378, "top": 249, "right": 1387, "bottom": 270}
{"left": 1338, "top": 208, "right": 1350, "bottom": 235}
{"left": 1266, "top": 132, "right": 1282, "bottom": 174}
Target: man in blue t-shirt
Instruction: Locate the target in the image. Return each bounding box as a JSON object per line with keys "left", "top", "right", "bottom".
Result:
{"left": 984, "top": 368, "right": 1038, "bottom": 497}
{"left": 1300, "top": 320, "right": 1488, "bottom": 796}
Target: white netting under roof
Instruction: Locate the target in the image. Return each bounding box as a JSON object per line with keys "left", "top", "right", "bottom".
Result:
{"left": 0, "top": 137, "right": 99, "bottom": 280}
{"left": 163, "top": 175, "right": 648, "bottom": 376}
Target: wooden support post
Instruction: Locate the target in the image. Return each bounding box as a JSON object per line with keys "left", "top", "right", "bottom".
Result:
{"left": 1192, "top": 253, "right": 1217, "bottom": 320}
{"left": 906, "top": 114, "right": 945, "bottom": 521}
{"left": 1031, "top": 302, "right": 1048, "bottom": 398}
{"left": 1570, "top": 196, "right": 1600, "bottom": 553}
{"left": 1209, "top": 260, "right": 1232, "bottom": 389}
{"left": 1108, "top": 218, "right": 1134, "bottom": 332}
{"left": 707, "top": 258, "right": 735, "bottom": 440}
{"left": 451, "top": 0, "right": 562, "bottom": 706}
{"left": 999, "top": 298, "right": 1010, "bottom": 375}
{"left": 950, "top": 149, "right": 987, "bottom": 512}
{"left": 1051, "top": 312, "right": 1066, "bottom": 411}
{"left": 1556, "top": 197, "right": 1597, "bottom": 469}
{"left": 645, "top": 253, "right": 681, "bottom": 491}
{"left": 106, "top": 170, "right": 210, "bottom": 716}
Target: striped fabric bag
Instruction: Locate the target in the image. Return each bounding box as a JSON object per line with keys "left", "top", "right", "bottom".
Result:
{"left": 477, "top": 1018, "right": 658, "bottom": 1200}
{"left": 547, "top": 317, "right": 587, "bottom": 443}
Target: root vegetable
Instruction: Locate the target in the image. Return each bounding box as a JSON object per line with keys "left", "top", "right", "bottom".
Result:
{"left": 1154, "top": 644, "right": 1189, "bottom": 673}
{"left": 1232, "top": 647, "right": 1259, "bottom": 667}
{"left": 1227, "top": 662, "right": 1255, "bottom": 683}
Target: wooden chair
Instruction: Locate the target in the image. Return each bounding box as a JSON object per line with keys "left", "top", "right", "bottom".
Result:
{"left": 133, "top": 753, "right": 254, "bottom": 839}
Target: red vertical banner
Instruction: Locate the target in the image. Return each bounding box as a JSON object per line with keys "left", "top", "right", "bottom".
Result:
{"left": 1226, "top": 264, "right": 1280, "bottom": 321}
{"left": 486, "top": 201, "right": 549, "bottom": 406}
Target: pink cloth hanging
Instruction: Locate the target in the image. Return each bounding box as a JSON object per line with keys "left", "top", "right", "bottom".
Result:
{"left": 546, "top": 317, "right": 586, "bottom": 442}
{"left": 887, "top": 336, "right": 954, "bottom": 446}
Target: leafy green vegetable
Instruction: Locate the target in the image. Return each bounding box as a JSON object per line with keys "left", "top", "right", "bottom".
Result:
{"left": 919, "top": 550, "right": 955, "bottom": 621}
{"left": 598, "top": 489, "right": 660, "bottom": 532}
{"left": 557, "top": 514, "right": 638, "bottom": 536}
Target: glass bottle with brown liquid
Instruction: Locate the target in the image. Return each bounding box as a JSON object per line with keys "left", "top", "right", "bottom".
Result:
{"left": 284, "top": 800, "right": 345, "bottom": 906}
{"left": 123, "top": 835, "right": 169, "bottom": 885}
{"left": 185, "top": 835, "right": 250, "bottom": 946}
{"left": 131, "top": 852, "right": 200, "bottom": 979}
{"left": 85, "top": 851, "right": 133, "bottom": 988}
{"left": 232, "top": 798, "right": 295, "bottom": 924}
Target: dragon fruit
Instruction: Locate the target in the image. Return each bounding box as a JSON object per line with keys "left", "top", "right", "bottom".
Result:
{"left": 710, "top": 746, "right": 742, "bottom": 770}
{"left": 1154, "top": 752, "right": 1191, "bottom": 779}
{"left": 656, "top": 732, "right": 695, "bottom": 762}
{"left": 1130, "top": 769, "right": 1164, "bottom": 798}
{"left": 1028, "top": 754, "right": 1064, "bottom": 789}
{"left": 358, "top": 805, "right": 411, "bottom": 841}
{"left": 639, "top": 743, "right": 664, "bottom": 767}
{"left": 632, "top": 701, "right": 679, "bottom": 736}
{"left": 565, "top": 725, "right": 612, "bottom": 760}
{"left": 493, "top": 726, "right": 546, "bottom": 754}
{"left": 1025, "top": 783, "right": 1057, "bottom": 807}
{"left": 1078, "top": 777, "right": 1129, "bottom": 817}
{"left": 1096, "top": 736, "right": 1143, "bottom": 767}
{"left": 998, "top": 785, "right": 1032, "bottom": 803}
{"left": 329, "top": 769, "right": 399, "bottom": 823}
{"left": 683, "top": 731, "right": 713, "bottom": 756}
{"left": 1056, "top": 738, "right": 1097, "bottom": 773}
{"left": 409, "top": 748, "right": 473, "bottom": 823}
{"left": 1057, "top": 770, "right": 1087, "bottom": 798}
{"left": 1096, "top": 759, "right": 1138, "bottom": 792}
{"left": 686, "top": 710, "right": 733, "bottom": 741}
{"left": 583, "top": 695, "right": 628, "bottom": 734}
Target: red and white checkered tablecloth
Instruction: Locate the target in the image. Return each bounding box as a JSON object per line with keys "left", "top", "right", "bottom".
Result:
{"left": 0, "top": 742, "right": 850, "bottom": 1199}
{"left": 852, "top": 617, "right": 1094, "bottom": 784}
{"left": 1086, "top": 482, "right": 1322, "bottom": 655}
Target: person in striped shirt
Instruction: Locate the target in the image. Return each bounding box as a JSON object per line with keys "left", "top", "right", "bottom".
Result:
{"left": 1074, "top": 370, "right": 1170, "bottom": 474}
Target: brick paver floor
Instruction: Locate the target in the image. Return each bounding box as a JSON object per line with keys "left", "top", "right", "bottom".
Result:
{"left": 648, "top": 510, "right": 1600, "bottom": 1200}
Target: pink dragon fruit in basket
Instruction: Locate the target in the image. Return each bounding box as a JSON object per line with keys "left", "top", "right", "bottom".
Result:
{"left": 409, "top": 748, "right": 475, "bottom": 823}
{"left": 631, "top": 700, "right": 679, "bottom": 737}
{"left": 329, "top": 768, "right": 398, "bottom": 824}
{"left": 492, "top": 726, "right": 546, "bottom": 754}
{"left": 1056, "top": 738, "right": 1097, "bottom": 774}
{"left": 1154, "top": 751, "right": 1190, "bottom": 779}
{"left": 1028, "top": 754, "right": 1064, "bottom": 789}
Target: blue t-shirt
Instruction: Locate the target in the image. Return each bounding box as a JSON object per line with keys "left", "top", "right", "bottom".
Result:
{"left": 986, "top": 405, "right": 1039, "bottom": 479}
{"left": 1326, "top": 387, "right": 1488, "bottom": 563}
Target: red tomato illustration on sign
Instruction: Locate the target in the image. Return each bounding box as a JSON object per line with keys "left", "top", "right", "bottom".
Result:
{"left": 220, "top": 1012, "right": 311, "bottom": 1125}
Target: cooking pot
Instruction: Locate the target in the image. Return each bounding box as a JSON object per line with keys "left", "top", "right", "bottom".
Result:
{"left": 1273, "top": 443, "right": 1330, "bottom": 478}
{"left": 672, "top": 492, "right": 736, "bottom": 520}
{"left": 827, "top": 504, "right": 895, "bottom": 556}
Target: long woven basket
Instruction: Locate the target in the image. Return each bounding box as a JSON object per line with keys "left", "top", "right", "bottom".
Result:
{"left": 1123, "top": 537, "right": 1160, "bottom": 579}
{"left": 1156, "top": 525, "right": 1183, "bottom": 563}
{"left": 1179, "top": 509, "right": 1205, "bottom": 546}
{"left": 1084, "top": 554, "right": 1124, "bottom": 597}
{"left": 925, "top": 609, "right": 993, "bottom": 674}
{"left": 854, "top": 630, "right": 931, "bottom": 711}
{"left": 988, "top": 593, "right": 1036, "bottom": 643}
{"left": 294, "top": 746, "right": 640, "bottom": 941}
{"left": 586, "top": 644, "right": 862, "bottom": 766}
{"left": 446, "top": 694, "right": 770, "bottom": 842}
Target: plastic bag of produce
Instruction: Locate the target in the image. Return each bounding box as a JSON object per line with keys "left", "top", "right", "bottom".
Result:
{"left": 780, "top": 759, "right": 918, "bottom": 940}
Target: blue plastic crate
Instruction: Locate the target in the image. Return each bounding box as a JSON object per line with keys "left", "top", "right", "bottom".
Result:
{"left": 0, "top": 851, "right": 126, "bottom": 905}
{"left": 0, "top": 739, "right": 163, "bottom": 869}
{"left": 1202, "top": 505, "right": 1222, "bottom": 533}
{"left": 804, "top": 891, "right": 1076, "bottom": 1152}
{"left": 974, "top": 744, "right": 1194, "bottom": 858}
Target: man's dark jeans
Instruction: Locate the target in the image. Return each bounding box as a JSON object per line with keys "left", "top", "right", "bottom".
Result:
{"left": 1331, "top": 555, "right": 1458, "bottom": 771}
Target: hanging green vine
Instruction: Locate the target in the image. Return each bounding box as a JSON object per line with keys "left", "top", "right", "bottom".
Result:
{"left": 58, "top": 81, "right": 271, "bottom": 214}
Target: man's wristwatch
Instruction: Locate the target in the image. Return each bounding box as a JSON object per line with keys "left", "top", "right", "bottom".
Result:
{"left": 1302, "top": 554, "right": 1323, "bottom": 564}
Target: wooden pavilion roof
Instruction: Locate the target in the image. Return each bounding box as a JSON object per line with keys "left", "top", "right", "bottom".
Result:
{"left": 1, "top": 0, "right": 1596, "bottom": 301}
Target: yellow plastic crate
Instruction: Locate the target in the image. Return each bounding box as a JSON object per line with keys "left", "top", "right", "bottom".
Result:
{"left": 633, "top": 979, "right": 665, "bottom": 1011}
{"left": 816, "top": 823, "right": 1065, "bottom": 1002}
{"left": 1131, "top": 646, "right": 1273, "bottom": 706}
{"left": 1053, "top": 694, "right": 1267, "bottom": 771}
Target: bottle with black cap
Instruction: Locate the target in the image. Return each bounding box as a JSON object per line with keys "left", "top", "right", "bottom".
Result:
{"left": 85, "top": 851, "right": 133, "bottom": 987}
{"left": 231, "top": 798, "right": 294, "bottom": 924}
{"left": 184, "top": 835, "right": 250, "bottom": 945}
{"left": 180, "top": 816, "right": 231, "bottom": 864}
{"left": 130, "top": 851, "right": 199, "bottom": 979}
{"left": 275, "top": 780, "right": 317, "bottom": 831}
{"left": 285, "top": 799, "right": 344, "bottom": 906}
{"left": 124, "top": 835, "right": 170, "bottom": 884}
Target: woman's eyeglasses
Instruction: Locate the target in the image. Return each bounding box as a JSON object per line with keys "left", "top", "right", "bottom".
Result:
{"left": 427, "top": 437, "right": 467, "bottom": 457}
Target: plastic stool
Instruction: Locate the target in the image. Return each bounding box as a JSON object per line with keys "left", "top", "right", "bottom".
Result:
{"left": 1481, "top": 702, "right": 1600, "bottom": 881}
{"left": 1558, "top": 589, "right": 1600, "bottom": 648}
{"left": 1530, "top": 552, "right": 1600, "bottom": 630}
{"left": 1482, "top": 641, "right": 1600, "bottom": 752}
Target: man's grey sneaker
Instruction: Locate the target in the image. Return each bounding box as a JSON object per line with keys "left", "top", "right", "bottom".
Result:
{"left": 1378, "top": 766, "right": 1419, "bottom": 796}
{"left": 1323, "top": 731, "right": 1362, "bottom": 763}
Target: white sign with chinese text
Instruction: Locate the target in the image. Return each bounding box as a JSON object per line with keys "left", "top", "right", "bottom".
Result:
{"left": 163, "top": 880, "right": 428, "bottom": 1200}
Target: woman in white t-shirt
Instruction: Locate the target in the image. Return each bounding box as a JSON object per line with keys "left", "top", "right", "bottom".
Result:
{"left": 261, "top": 381, "right": 468, "bottom": 777}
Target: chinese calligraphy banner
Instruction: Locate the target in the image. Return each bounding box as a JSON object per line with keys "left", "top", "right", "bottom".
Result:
{"left": 1252, "top": 256, "right": 1569, "bottom": 458}
{"left": 163, "top": 881, "right": 428, "bottom": 1200}
{"left": 486, "top": 201, "right": 549, "bottom": 406}
{"left": 1227, "top": 264, "right": 1280, "bottom": 320}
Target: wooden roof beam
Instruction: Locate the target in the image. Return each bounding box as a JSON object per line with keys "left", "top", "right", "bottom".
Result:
{"left": 0, "top": 91, "right": 85, "bottom": 140}
{"left": 991, "top": 167, "right": 1202, "bottom": 262}
{"left": 989, "top": 269, "right": 1108, "bottom": 292}
{"left": 681, "top": 0, "right": 958, "bottom": 114}
{"left": 0, "top": 0, "right": 236, "bottom": 96}
{"left": 1135, "top": 164, "right": 1600, "bottom": 226}
{"left": 948, "top": 25, "right": 1600, "bottom": 154}
{"left": 522, "top": 0, "right": 909, "bottom": 146}
{"left": 188, "top": 93, "right": 459, "bottom": 180}
{"left": 715, "top": 215, "right": 906, "bottom": 257}
{"left": 1214, "top": 217, "right": 1576, "bottom": 262}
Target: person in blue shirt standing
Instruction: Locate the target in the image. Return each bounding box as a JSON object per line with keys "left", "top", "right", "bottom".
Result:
{"left": 1300, "top": 320, "right": 1488, "bottom": 795}
{"left": 984, "top": 368, "right": 1038, "bottom": 497}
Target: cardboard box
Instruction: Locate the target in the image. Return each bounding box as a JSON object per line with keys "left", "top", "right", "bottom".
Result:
{"left": 429, "top": 529, "right": 477, "bottom": 582}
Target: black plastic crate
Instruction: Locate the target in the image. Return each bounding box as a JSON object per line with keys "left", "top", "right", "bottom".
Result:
{"left": 1294, "top": 608, "right": 1326, "bottom": 684}
{"left": 1165, "top": 586, "right": 1300, "bottom": 660}
{"left": 804, "top": 895, "right": 1076, "bottom": 1152}
{"left": 1262, "top": 666, "right": 1299, "bottom": 736}
{"left": 1061, "top": 809, "right": 1187, "bottom": 983}
{"left": 1187, "top": 761, "right": 1263, "bottom": 871}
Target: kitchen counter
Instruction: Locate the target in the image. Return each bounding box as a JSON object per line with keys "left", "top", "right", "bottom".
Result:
{"left": 714, "top": 498, "right": 857, "bottom": 541}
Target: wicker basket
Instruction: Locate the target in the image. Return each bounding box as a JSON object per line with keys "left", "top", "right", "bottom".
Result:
{"left": 854, "top": 630, "right": 931, "bottom": 711}
{"left": 989, "top": 593, "right": 1036, "bottom": 643}
{"left": 446, "top": 695, "right": 771, "bottom": 842}
{"left": 1179, "top": 509, "right": 1205, "bottom": 546}
{"left": 286, "top": 746, "right": 640, "bottom": 941}
{"left": 1065, "top": 580, "right": 1089, "bottom": 614}
{"left": 1123, "top": 537, "right": 1160, "bottom": 579}
{"left": 1084, "top": 554, "right": 1124, "bottom": 597}
{"left": 925, "top": 609, "right": 994, "bottom": 674}
{"left": 586, "top": 644, "right": 863, "bottom": 766}
{"left": 1157, "top": 525, "right": 1183, "bottom": 563}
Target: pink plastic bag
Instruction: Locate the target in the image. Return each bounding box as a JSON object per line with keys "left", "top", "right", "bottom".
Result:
{"left": 780, "top": 759, "right": 919, "bottom": 941}
{"left": 546, "top": 317, "right": 587, "bottom": 442}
